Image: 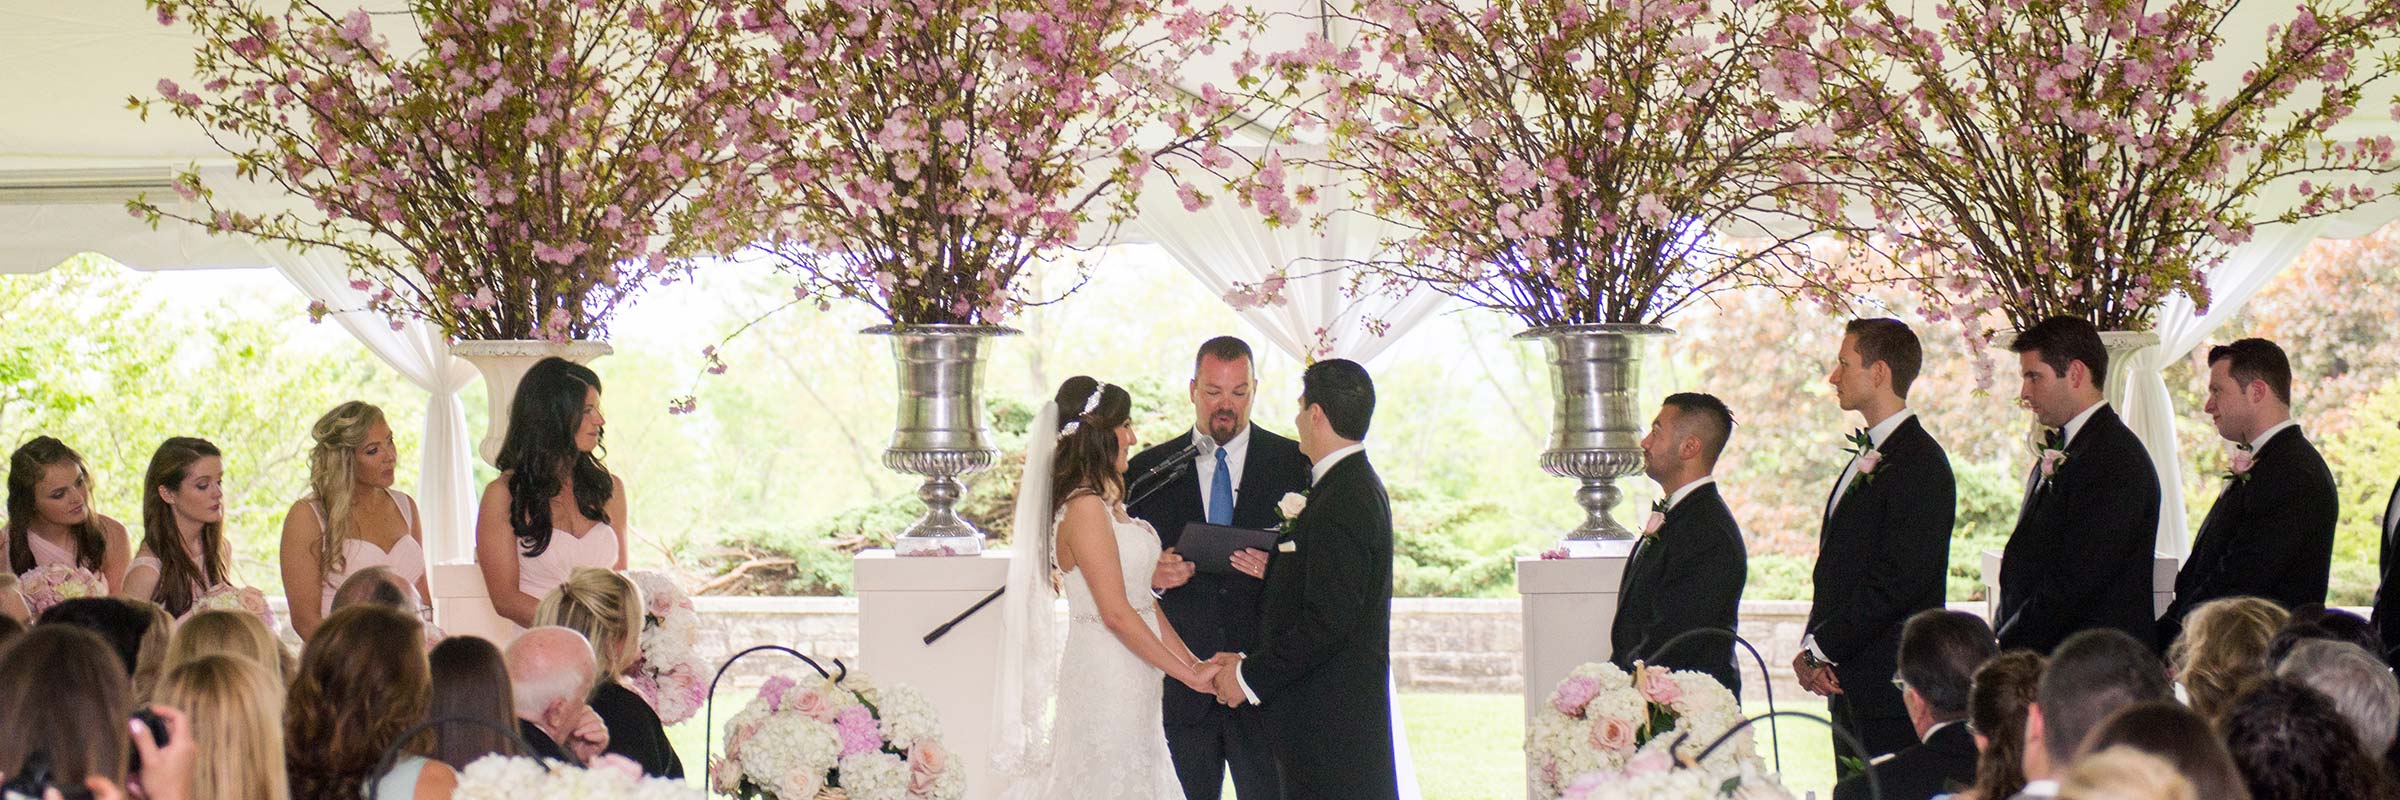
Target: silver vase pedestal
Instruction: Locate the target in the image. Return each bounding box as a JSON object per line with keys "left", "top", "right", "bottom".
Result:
{"left": 867, "top": 324, "right": 1018, "bottom": 556}
{"left": 1516, "top": 324, "right": 1673, "bottom": 543}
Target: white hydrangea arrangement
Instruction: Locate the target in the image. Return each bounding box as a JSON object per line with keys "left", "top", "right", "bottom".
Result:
{"left": 625, "top": 570, "right": 708, "bottom": 724}
{"left": 1530, "top": 661, "right": 1786, "bottom": 799}
{"left": 451, "top": 753, "right": 698, "bottom": 800}
{"left": 710, "top": 669, "right": 961, "bottom": 800}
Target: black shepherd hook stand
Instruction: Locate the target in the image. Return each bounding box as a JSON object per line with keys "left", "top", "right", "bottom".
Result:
{"left": 923, "top": 452, "right": 1194, "bottom": 647}
{"left": 1639, "top": 627, "right": 1782, "bottom": 773}
{"left": 1672, "top": 710, "right": 1884, "bottom": 800}
{"left": 700, "top": 644, "right": 848, "bottom": 793}
{"left": 370, "top": 715, "right": 539, "bottom": 800}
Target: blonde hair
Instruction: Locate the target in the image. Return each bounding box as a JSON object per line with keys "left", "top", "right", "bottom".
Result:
{"left": 155, "top": 654, "right": 290, "bottom": 800}
{"left": 2060, "top": 747, "right": 2198, "bottom": 800}
{"left": 2168, "top": 597, "right": 2289, "bottom": 720}
{"left": 535, "top": 568, "right": 643, "bottom": 677}
{"left": 130, "top": 599, "right": 174, "bottom": 702}
{"left": 167, "top": 609, "right": 293, "bottom": 687}
{"left": 307, "top": 401, "right": 387, "bottom": 578}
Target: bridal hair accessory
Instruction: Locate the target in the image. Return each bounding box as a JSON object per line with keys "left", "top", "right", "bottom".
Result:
{"left": 1055, "top": 383, "right": 1112, "bottom": 440}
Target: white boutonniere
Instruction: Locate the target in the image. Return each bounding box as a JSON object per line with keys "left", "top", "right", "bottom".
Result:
{"left": 2225, "top": 445, "right": 2255, "bottom": 483}
{"left": 1277, "top": 491, "right": 1308, "bottom": 535}
{"left": 1642, "top": 499, "right": 1669, "bottom": 538}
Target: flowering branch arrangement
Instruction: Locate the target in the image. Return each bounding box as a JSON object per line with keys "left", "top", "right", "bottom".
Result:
{"left": 1814, "top": 0, "right": 2400, "bottom": 332}
{"left": 1221, "top": 0, "right": 1858, "bottom": 328}
{"left": 741, "top": 0, "right": 1256, "bottom": 325}
{"left": 130, "top": 0, "right": 766, "bottom": 341}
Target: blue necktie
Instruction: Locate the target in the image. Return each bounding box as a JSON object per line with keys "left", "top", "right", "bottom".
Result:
{"left": 1208, "top": 447, "right": 1234, "bottom": 525}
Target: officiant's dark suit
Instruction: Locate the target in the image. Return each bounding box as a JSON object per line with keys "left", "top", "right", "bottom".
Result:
{"left": 1998, "top": 404, "right": 2160, "bottom": 653}
{"left": 1806, "top": 413, "right": 1956, "bottom": 760}
{"left": 1231, "top": 359, "right": 1399, "bottom": 800}
{"left": 1128, "top": 424, "right": 1310, "bottom": 800}
{"left": 2157, "top": 423, "right": 2336, "bottom": 647}
{"left": 1612, "top": 393, "right": 1748, "bottom": 697}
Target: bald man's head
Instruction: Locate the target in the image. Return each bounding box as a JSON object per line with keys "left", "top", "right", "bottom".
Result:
{"left": 329, "top": 566, "right": 417, "bottom": 614}
{"left": 505, "top": 626, "right": 597, "bottom": 721}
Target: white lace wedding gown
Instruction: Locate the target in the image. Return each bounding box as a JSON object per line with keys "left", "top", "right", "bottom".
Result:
{"left": 1016, "top": 505, "right": 1184, "bottom": 799}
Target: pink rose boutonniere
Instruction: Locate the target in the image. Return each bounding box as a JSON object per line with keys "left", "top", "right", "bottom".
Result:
{"left": 2037, "top": 447, "right": 2069, "bottom": 483}
{"left": 1642, "top": 500, "right": 1669, "bottom": 538}
{"left": 2225, "top": 445, "right": 2256, "bottom": 483}
{"left": 1842, "top": 428, "right": 1886, "bottom": 486}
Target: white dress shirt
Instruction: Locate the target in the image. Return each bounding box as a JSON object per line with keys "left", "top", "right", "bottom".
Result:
{"left": 2245, "top": 418, "right": 2299, "bottom": 454}
{"left": 1663, "top": 475, "right": 1717, "bottom": 511}
{"left": 1194, "top": 425, "right": 1253, "bottom": 522}
{"left": 1237, "top": 442, "right": 1368, "bottom": 705}
{"left": 2059, "top": 401, "right": 2106, "bottom": 448}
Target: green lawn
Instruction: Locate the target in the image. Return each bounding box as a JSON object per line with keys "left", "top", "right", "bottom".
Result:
{"left": 666, "top": 693, "right": 1843, "bottom": 799}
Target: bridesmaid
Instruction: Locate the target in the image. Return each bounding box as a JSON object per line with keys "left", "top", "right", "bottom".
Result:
{"left": 7, "top": 437, "right": 133, "bottom": 590}
{"left": 121, "top": 437, "right": 234, "bottom": 616}
{"left": 475, "top": 358, "right": 628, "bottom": 628}
{"left": 279, "top": 402, "right": 430, "bottom": 639}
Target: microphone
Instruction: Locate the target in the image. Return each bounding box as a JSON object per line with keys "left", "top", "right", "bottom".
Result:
{"left": 1129, "top": 439, "right": 1205, "bottom": 489}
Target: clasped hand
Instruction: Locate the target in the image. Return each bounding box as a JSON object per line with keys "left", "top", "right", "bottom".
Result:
{"left": 1195, "top": 652, "right": 1248, "bottom": 708}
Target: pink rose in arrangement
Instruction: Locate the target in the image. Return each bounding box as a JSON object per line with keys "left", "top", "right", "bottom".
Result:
{"left": 1552, "top": 675, "right": 1603, "bottom": 715}
{"left": 908, "top": 742, "right": 949, "bottom": 794}
{"left": 787, "top": 687, "right": 838, "bottom": 723}
{"left": 1638, "top": 666, "right": 1683, "bottom": 705}
{"left": 1589, "top": 716, "right": 1638, "bottom": 753}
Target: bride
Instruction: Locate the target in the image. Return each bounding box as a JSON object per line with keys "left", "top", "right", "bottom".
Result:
{"left": 994, "top": 377, "right": 1218, "bottom": 799}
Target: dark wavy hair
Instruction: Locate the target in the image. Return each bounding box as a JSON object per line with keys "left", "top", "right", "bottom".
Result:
{"left": 285, "top": 606, "right": 430, "bottom": 800}
{"left": 1048, "top": 376, "right": 1132, "bottom": 512}
{"left": 1964, "top": 651, "right": 2046, "bottom": 800}
{"left": 2224, "top": 678, "right": 2398, "bottom": 800}
{"left": 497, "top": 358, "right": 612, "bottom": 559}
{"left": 140, "top": 437, "right": 227, "bottom": 616}
{"left": 9, "top": 437, "right": 107, "bottom": 574}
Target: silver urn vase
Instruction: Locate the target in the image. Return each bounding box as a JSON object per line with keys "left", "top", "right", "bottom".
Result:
{"left": 1516, "top": 324, "right": 1674, "bottom": 540}
{"left": 867, "top": 324, "right": 1019, "bottom": 554}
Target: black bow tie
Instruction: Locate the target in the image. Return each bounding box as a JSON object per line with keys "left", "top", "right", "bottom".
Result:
{"left": 2043, "top": 428, "right": 2066, "bottom": 450}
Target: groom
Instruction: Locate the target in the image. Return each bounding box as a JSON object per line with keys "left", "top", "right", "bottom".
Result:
{"left": 1208, "top": 359, "right": 1399, "bottom": 800}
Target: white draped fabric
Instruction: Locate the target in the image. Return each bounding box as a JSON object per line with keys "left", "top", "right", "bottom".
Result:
{"left": 268, "top": 247, "right": 481, "bottom": 564}
{"left": 1133, "top": 186, "right": 1448, "bottom": 366}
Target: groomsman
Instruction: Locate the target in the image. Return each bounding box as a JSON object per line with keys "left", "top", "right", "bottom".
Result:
{"left": 2373, "top": 430, "right": 2400, "bottom": 665}
{"left": 1797, "top": 319, "right": 1956, "bottom": 766}
{"left": 2156, "top": 338, "right": 2336, "bottom": 648}
{"left": 1126, "top": 336, "right": 1311, "bottom": 800}
{"left": 1996, "top": 316, "right": 2163, "bottom": 653}
{"left": 1611, "top": 393, "right": 1748, "bottom": 696}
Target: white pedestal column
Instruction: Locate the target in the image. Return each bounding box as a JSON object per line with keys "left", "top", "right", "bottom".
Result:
{"left": 1516, "top": 541, "right": 1636, "bottom": 800}
{"left": 1979, "top": 549, "right": 2180, "bottom": 625}
{"left": 430, "top": 560, "right": 516, "bottom": 645}
{"left": 854, "top": 550, "right": 1011, "bottom": 800}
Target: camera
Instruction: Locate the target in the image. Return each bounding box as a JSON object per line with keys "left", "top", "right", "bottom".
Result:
{"left": 1, "top": 751, "right": 94, "bottom": 800}
{"left": 127, "top": 708, "right": 170, "bottom": 775}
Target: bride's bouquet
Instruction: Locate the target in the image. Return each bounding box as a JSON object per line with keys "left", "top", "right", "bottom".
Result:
{"left": 452, "top": 753, "right": 697, "bottom": 799}
{"left": 17, "top": 565, "right": 108, "bottom": 616}
{"left": 625, "top": 571, "right": 707, "bottom": 724}
{"left": 184, "top": 584, "right": 277, "bottom": 633}
{"left": 711, "top": 670, "right": 961, "bottom": 800}
{"left": 1530, "top": 662, "right": 1781, "bottom": 799}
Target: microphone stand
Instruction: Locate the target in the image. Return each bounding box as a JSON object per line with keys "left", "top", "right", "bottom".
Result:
{"left": 924, "top": 448, "right": 1200, "bottom": 646}
{"left": 702, "top": 645, "right": 845, "bottom": 794}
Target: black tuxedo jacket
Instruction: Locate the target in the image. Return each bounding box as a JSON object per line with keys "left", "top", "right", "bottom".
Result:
{"left": 2373, "top": 477, "right": 2400, "bottom": 665}
{"left": 1612, "top": 482, "right": 1748, "bottom": 697}
{"left": 1245, "top": 452, "right": 1399, "bottom": 799}
{"left": 1125, "top": 426, "right": 1313, "bottom": 724}
{"left": 1997, "top": 405, "right": 2162, "bottom": 653}
{"left": 2157, "top": 425, "right": 2338, "bottom": 646}
{"left": 1832, "top": 722, "right": 1979, "bottom": 800}
{"left": 1807, "top": 417, "right": 1956, "bottom": 726}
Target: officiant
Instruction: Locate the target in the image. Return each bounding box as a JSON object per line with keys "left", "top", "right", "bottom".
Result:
{"left": 1127, "top": 336, "right": 1312, "bottom": 800}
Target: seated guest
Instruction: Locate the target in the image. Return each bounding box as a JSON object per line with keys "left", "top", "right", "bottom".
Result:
{"left": 2274, "top": 640, "right": 2400, "bottom": 757}
{"left": 1835, "top": 609, "right": 1995, "bottom": 800}
{"left": 37, "top": 596, "right": 152, "bottom": 674}
{"left": 2222, "top": 678, "right": 2395, "bottom": 800}
{"left": 330, "top": 565, "right": 419, "bottom": 614}
{"left": 1953, "top": 651, "right": 2046, "bottom": 800}
{"left": 2157, "top": 339, "right": 2336, "bottom": 647}
{"left": 2166, "top": 597, "right": 2287, "bottom": 719}
{"left": 130, "top": 600, "right": 174, "bottom": 700}
{"left": 1611, "top": 393, "right": 1748, "bottom": 696}
{"left": 2075, "top": 702, "right": 2248, "bottom": 800}
{"left": 280, "top": 402, "right": 432, "bottom": 639}
{"left": 506, "top": 625, "right": 611, "bottom": 765}
{"left": 165, "top": 609, "right": 292, "bottom": 686}
{"left": 427, "top": 636, "right": 528, "bottom": 771}
{"left": 2020, "top": 630, "right": 2171, "bottom": 799}
{"left": 0, "top": 624, "right": 197, "bottom": 800}
{"left": 2058, "top": 748, "right": 2198, "bottom": 800}
{"left": 537, "top": 568, "right": 680, "bottom": 777}
{"left": 154, "top": 654, "right": 289, "bottom": 800}
{"left": 2267, "top": 605, "right": 2384, "bottom": 667}
{"left": 286, "top": 605, "right": 457, "bottom": 800}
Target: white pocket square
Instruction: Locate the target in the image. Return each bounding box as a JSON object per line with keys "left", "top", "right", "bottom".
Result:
{"left": 1277, "top": 541, "right": 1298, "bottom": 553}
